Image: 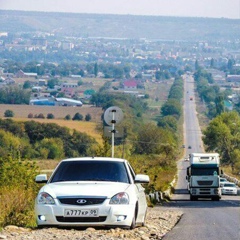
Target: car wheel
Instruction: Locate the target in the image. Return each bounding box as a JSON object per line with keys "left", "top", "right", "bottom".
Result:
{"left": 130, "top": 204, "right": 138, "bottom": 229}
{"left": 141, "top": 209, "right": 147, "bottom": 227}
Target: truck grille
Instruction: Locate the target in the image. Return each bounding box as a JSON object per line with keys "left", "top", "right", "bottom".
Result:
{"left": 199, "top": 188, "right": 211, "bottom": 195}
{"left": 197, "top": 181, "right": 213, "bottom": 186}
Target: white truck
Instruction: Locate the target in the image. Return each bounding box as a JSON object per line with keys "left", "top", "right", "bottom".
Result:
{"left": 186, "top": 153, "right": 222, "bottom": 201}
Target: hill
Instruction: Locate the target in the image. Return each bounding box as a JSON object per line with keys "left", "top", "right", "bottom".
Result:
{"left": 0, "top": 10, "right": 240, "bottom": 41}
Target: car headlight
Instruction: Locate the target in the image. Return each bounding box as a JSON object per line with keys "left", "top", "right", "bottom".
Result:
{"left": 37, "top": 192, "right": 55, "bottom": 205}
{"left": 109, "top": 192, "right": 129, "bottom": 204}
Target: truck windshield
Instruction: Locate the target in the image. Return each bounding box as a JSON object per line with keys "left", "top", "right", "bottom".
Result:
{"left": 191, "top": 168, "right": 219, "bottom": 176}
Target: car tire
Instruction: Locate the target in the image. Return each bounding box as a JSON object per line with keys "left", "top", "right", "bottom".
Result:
{"left": 130, "top": 204, "right": 138, "bottom": 229}
{"left": 141, "top": 209, "right": 147, "bottom": 227}
{"left": 190, "top": 195, "right": 198, "bottom": 201}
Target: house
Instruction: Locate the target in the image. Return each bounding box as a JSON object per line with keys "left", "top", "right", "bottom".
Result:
{"left": 15, "top": 70, "right": 37, "bottom": 78}
{"left": 61, "top": 82, "right": 78, "bottom": 96}
{"left": 2, "top": 77, "right": 15, "bottom": 85}
{"left": 123, "top": 79, "right": 137, "bottom": 90}
{"left": 38, "top": 79, "right": 46, "bottom": 86}
{"left": 227, "top": 75, "right": 240, "bottom": 83}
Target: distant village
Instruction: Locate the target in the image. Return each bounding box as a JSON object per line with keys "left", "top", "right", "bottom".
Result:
{"left": 0, "top": 30, "right": 240, "bottom": 110}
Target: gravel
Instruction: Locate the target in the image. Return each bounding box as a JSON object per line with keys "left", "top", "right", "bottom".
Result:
{"left": 0, "top": 206, "right": 182, "bottom": 240}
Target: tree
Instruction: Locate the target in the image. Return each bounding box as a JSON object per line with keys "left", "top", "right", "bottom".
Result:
{"left": 72, "top": 112, "right": 83, "bottom": 121}
{"left": 85, "top": 113, "right": 92, "bottom": 121}
{"left": 4, "top": 110, "right": 14, "bottom": 117}
{"left": 157, "top": 115, "right": 178, "bottom": 132}
{"left": 37, "top": 113, "right": 45, "bottom": 119}
{"left": 23, "top": 80, "right": 31, "bottom": 89}
{"left": 195, "top": 60, "right": 200, "bottom": 71}
{"left": 210, "top": 58, "right": 215, "bottom": 68}
{"left": 65, "top": 114, "right": 71, "bottom": 120}
{"left": 47, "top": 78, "right": 59, "bottom": 89}
{"left": 47, "top": 113, "right": 55, "bottom": 119}
{"left": 133, "top": 123, "right": 177, "bottom": 158}
{"left": 161, "top": 99, "right": 182, "bottom": 119}
{"left": 28, "top": 113, "right": 33, "bottom": 118}
{"left": 94, "top": 62, "right": 98, "bottom": 77}
{"left": 203, "top": 111, "right": 240, "bottom": 172}
{"left": 35, "top": 138, "right": 65, "bottom": 159}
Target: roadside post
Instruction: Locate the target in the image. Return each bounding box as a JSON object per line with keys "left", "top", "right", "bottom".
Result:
{"left": 104, "top": 106, "right": 123, "bottom": 158}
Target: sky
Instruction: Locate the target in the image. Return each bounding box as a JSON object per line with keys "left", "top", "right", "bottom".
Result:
{"left": 0, "top": 0, "right": 239, "bottom": 19}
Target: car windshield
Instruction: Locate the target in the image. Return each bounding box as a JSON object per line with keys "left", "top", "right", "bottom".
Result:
{"left": 220, "top": 178, "right": 227, "bottom": 182}
{"left": 50, "top": 160, "right": 130, "bottom": 184}
{"left": 223, "top": 183, "right": 236, "bottom": 187}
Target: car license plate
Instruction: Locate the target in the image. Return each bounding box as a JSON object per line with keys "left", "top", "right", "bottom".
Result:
{"left": 64, "top": 209, "right": 98, "bottom": 217}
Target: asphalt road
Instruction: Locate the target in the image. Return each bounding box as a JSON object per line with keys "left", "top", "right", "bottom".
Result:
{"left": 163, "top": 75, "right": 240, "bottom": 240}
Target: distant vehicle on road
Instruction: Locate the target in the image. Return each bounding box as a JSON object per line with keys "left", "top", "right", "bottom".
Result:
{"left": 221, "top": 182, "right": 238, "bottom": 195}
{"left": 188, "top": 145, "right": 192, "bottom": 149}
{"left": 186, "top": 153, "right": 222, "bottom": 201}
{"left": 190, "top": 97, "right": 193, "bottom": 100}
{"left": 220, "top": 177, "right": 228, "bottom": 184}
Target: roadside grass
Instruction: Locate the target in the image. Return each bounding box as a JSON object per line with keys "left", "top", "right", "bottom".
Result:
{"left": 222, "top": 165, "right": 240, "bottom": 179}
{"left": 0, "top": 186, "right": 37, "bottom": 228}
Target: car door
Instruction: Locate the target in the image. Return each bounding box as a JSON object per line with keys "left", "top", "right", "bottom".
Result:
{"left": 127, "top": 163, "right": 147, "bottom": 216}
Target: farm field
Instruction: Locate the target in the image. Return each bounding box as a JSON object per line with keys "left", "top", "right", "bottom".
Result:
{"left": 0, "top": 104, "right": 103, "bottom": 121}
{"left": 0, "top": 104, "right": 104, "bottom": 143}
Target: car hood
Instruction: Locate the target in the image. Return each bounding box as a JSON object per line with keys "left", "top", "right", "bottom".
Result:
{"left": 40, "top": 181, "right": 131, "bottom": 198}
{"left": 223, "top": 187, "right": 236, "bottom": 190}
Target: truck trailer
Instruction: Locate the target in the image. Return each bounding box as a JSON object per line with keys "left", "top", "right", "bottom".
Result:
{"left": 186, "top": 153, "right": 222, "bottom": 201}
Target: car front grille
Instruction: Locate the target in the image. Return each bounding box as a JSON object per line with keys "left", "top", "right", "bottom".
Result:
{"left": 56, "top": 216, "right": 107, "bottom": 223}
{"left": 197, "top": 181, "right": 213, "bottom": 186}
{"left": 58, "top": 197, "right": 107, "bottom": 206}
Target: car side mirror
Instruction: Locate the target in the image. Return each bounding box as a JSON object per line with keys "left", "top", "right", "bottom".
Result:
{"left": 35, "top": 174, "right": 48, "bottom": 183}
{"left": 134, "top": 174, "right": 150, "bottom": 184}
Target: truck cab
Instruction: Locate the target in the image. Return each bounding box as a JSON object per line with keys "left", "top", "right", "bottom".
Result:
{"left": 186, "top": 153, "right": 221, "bottom": 201}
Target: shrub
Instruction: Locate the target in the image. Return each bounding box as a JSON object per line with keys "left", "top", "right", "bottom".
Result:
{"left": 47, "top": 113, "right": 55, "bottom": 119}
{"left": 64, "top": 114, "right": 71, "bottom": 120}
{"left": 37, "top": 113, "right": 45, "bottom": 119}
{"left": 0, "top": 157, "right": 40, "bottom": 228}
{"left": 28, "top": 113, "right": 33, "bottom": 118}
{"left": 4, "top": 110, "right": 14, "bottom": 118}
{"left": 85, "top": 113, "right": 92, "bottom": 121}
{"left": 72, "top": 112, "right": 83, "bottom": 121}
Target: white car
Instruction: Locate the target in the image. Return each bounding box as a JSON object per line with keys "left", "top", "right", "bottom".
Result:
{"left": 221, "top": 182, "right": 238, "bottom": 196}
{"left": 35, "top": 157, "right": 149, "bottom": 229}
{"left": 220, "top": 177, "right": 228, "bottom": 184}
